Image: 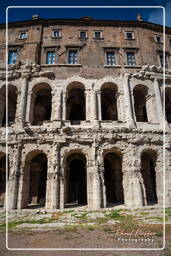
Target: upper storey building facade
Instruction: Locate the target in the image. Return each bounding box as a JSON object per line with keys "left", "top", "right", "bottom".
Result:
{"left": 0, "top": 16, "right": 171, "bottom": 211}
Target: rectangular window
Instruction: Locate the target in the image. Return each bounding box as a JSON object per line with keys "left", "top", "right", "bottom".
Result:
{"left": 80, "top": 31, "right": 87, "bottom": 38}
{"left": 94, "top": 31, "right": 102, "bottom": 38}
{"left": 52, "top": 30, "right": 61, "bottom": 38}
{"left": 46, "top": 51, "right": 56, "bottom": 64}
{"left": 125, "top": 32, "right": 134, "bottom": 39}
{"left": 155, "top": 35, "right": 162, "bottom": 43}
{"left": 126, "top": 52, "right": 136, "bottom": 66}
{"left": 159, "top": 54, "right": 168, "bottom": 69}
{"left": 106, "top": 52, "right": 116, "bottom": 65}
{"left": 8, "top": 50, "right": 17, "bottom": 64}
{"left": 68, "top": 50, "right": 78, "bottom": 64}
{"left": 19, "top": 32, "right": 27, "bottom": 39}
{"left": 169, "top": 38, "right": 171, "bottom": 45}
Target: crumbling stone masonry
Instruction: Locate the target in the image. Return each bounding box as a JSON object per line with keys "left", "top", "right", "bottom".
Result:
{"left": 0, "top": 17, "right": 171, "bottom": 210}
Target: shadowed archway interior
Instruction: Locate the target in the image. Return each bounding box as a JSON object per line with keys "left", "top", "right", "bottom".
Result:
{"left": 0, "top": 154, "right": 6, "bottom": 207}
{"left": 141, "top": 151, "right": 158, "bottom": 205}
{"left": 65, "top": 153, "right": 87, "bottom": 206}
{"left": 104, "top": 152, "right": 124, "bottom": 205}
{"left": 133, "top": 85, "right": 148, "bottom": 122}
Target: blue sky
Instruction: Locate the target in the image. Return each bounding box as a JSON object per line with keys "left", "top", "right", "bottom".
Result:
{"left": 0, "top": 0, "right": 171, "bottom": 27}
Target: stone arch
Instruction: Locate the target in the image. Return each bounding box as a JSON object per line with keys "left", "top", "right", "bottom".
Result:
{"left": 133, "top": 84, "right": 148, "bottom": 122}
{"left": 66, "top": 82, "right": 86, "bottom": 123}
{"left": 30, "top": 83, "right": 52, "bottom": 125}
{"left": 0, "top": 152, "right": 6, "bottom": 207}
{"left": 0, "top": 84, "right": 17, "bottom": 127}
{"left": 141, "top": 149, "right": 158, "bottom": 205}
{"left": 20, "top": 150, "right": 48, "bottom": 208}
{"left": 64, "top": 150, "right": 87, "bottom": 207}
{"left": 100, "top": 82, "right": 118, "bottom": 121}
{"left": 165, "top": 87, "right": 171, "bottom": 123}
{"left": 103, "top": 149, "right": 124, "bottom": 206}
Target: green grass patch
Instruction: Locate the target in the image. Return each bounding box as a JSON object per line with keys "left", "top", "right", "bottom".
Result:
{"left": 87, "top": 225, "right": 95, "bottom": 231}
{"left": 165, "top": 208, "right": 171, "bottom": 216}
{"left": 109, "top": 210, "right": 126, "bottom": 220}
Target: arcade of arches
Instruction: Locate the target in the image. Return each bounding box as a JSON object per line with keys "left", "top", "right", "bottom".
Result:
{"left": 0, "top": 82, "right": 170, "bottom": 126}
{"left": 4, "top": 147, "right": 162, "bottom": 210}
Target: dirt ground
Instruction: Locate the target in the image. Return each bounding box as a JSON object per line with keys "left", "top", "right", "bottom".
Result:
{"left": 0, "top": 207, "right": 171, "bottom": 256}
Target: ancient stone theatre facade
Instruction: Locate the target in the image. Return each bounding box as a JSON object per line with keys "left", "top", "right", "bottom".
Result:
{"left": 0, "top": 16, "right": 171, "bottom": 210}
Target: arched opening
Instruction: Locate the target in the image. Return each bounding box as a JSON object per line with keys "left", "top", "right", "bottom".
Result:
{"left": 133, "top": 85, "right": 148, "bottom": 122}
{"left": 141, "top": 151, "right": 158, "bottom": 205}
{"left": 0, "top": 153, "right": 6, "bottom": 207}
{"left": 0, "top": 85, "right": 17, "bottom": 127}
{"left": 66, "top": 82, "right": 85, "bottom": 123}
{"left": 104, "top": 152, "right": 124, "bottom": 206}
{"left": 65, "top": 153, "right": 87, "bottom": 207}
{"left": 101, "top": 83, "right": 118, "bottom": 121}
{"left": 165, "top": 88, "right": 171, "bottom": 123}
{"left": 32, "top": 83, "right": 52, "bottom": 125}
{"left": 22, "top": 152, "right": 47, "bottom": 208}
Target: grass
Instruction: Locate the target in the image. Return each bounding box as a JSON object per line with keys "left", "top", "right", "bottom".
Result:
{"left": 165, "top": 208, "right": 171, "bottom": 216}
{"left": 87, "top": 225, "right": 95, "bottom": 231}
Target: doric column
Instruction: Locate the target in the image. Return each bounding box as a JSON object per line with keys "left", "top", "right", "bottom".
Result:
{"left": 123, "top": 75, "right": 135, "bottom": 126}
{"left": 96, "top": 90, "right": 102, "bottom": 120}
{"left": 49, "top": 143, "right": 60, "bottom": 209}
{"left": 122, "top": 152, "right": 146, "bottom": 208}
{"left": 8, "top": 144, "right": 22, "bottom": 210}
{"left": 0, "top": 94, "right": 5, "bottom": 126}
{"left": 153, "top": 79, "right": 164, "bottom": 126}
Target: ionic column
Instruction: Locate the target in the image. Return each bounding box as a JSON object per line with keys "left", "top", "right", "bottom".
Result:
{"left": 85, "top": 89, "right": 90, "bottom": 120}
{"left": 20, "top": 76, "right": 29, "bottom": 125}
{"left": 62, "top": 91, "right": 66, "bottom": 120}
{"left": 0, "top": 95, "right": 5, "bottom": 126}
{"left": 91, "top": 89, "right": 97, "bottom": 120}
{"left": 55, "top": 91, "right": 62, "bottom": 121}
{"left": 96, "top": 90, "right": 102, "bottom": 120}
{"left": 25, "top": 91, "right": 36, "bottom": 123}
{"left": 154, "top": 79, "right": 164, "bottom": 126}
{"left": 14, "top": 89, "right": 21, "bottom": 124}
{"left": 123, "top": 75, "right": 135, "bottom": 126}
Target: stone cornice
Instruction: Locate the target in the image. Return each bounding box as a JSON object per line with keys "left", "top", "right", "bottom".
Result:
{"left": 0, "top": 18, "right": 171, "bottom": 34}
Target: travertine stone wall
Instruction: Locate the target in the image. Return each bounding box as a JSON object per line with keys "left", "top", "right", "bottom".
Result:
{"left": 0, "top": 63, "right": 170, "bottom": 210}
